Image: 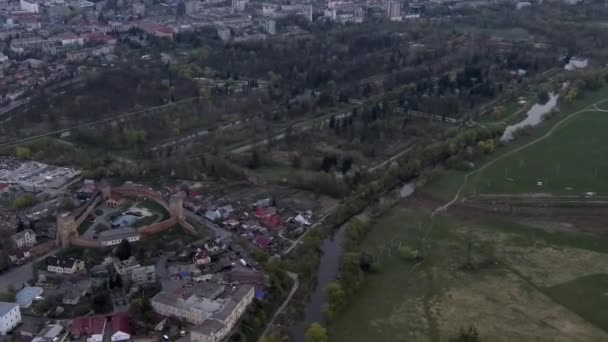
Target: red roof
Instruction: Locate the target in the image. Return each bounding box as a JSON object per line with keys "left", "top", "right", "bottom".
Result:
{"left": 263, "top": 215, "right": 282, "bottom": 230}
{"left": 254, "top": 236, "right": 271, "bottom": 249}
{"left": 111, "top": 312, "right": 131, "bottom": 336}
{"left": 255, "top": 208, "right": 268, "bottom": 219}
{"left": 84, "top": 33, "right": 116, "bottom": 44}
{"left": 0, "top": 183, "right": 9, "bottom": 192}
{"left": 71, "top": 316, "right": 107, "bottom": 337}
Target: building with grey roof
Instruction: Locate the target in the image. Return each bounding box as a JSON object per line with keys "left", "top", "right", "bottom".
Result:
{"left": 98, "top": 227, "right": 140, "bottom": 247}
{"left": 151, "top": 283, "right": 254, "bottom": 327}
{"left": 15, "top": 286, "right": 43, "bottom": 308}
{"left": 153, "top": 284, "right": 254, "bottom": 342}
{"left": 0, "top": 302, "right": 21, "bottom": 335}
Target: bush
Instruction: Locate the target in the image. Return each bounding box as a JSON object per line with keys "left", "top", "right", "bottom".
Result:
{"left": 399, "top": 245, "right": 421, "bottom": 261}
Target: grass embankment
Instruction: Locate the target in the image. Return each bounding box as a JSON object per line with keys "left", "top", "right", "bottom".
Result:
{"left": 329, "top": 205, "right": 608, "bottom": 342}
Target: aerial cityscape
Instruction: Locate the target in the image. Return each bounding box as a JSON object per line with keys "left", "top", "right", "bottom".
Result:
{"left": 0, "top": 0, "right": 607, "bottom": 341}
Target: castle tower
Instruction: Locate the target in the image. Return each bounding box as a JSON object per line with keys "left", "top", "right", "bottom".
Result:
{"left": 98, "top": 180, "right": 112, "bottom": 200}
{"left": 169, "top": 191, "right": 185, "bottom": 221}
{"left": 56, "top": 212, "right": 77, "bottom": 248}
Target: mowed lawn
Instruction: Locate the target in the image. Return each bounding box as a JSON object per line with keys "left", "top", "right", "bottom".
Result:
{"left": 329, "top": 204, "right": 608, "bottom": 342}
{"left": 472, "top": 110, "right": 608, "bottom": 195}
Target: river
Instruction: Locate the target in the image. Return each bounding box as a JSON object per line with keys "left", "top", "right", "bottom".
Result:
{"left": 289, "top": 223, "right": 347, "bottom": 342}
{"left": 288, "top": 183, "right": 416, "bottom": 341}
{"left": 501, "top": 93, "right": 559, "bottom": 142}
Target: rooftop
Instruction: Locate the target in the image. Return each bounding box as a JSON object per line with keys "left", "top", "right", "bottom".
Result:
{"left": 111, "top": 312, "right": 130, "bottom": 335}
{"left": 16, "top": 286, "right": 43, "bottom": 308}
{"left": 0, "top": 302, "right": 18, "bottom": 316}
{"left": 71, "top": 316, "right": 106, "bottom": 337}
{"left": 99, "top": 227, "right": 139, "bottom": 241}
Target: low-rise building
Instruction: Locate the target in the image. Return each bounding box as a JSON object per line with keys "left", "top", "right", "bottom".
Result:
{"left": 99, "top": 227, "right": 140, "bottom": 247}
{"left": 0, "top": 302, "right": 21, "bottom": 335}
{"left": 110, "top": 312, "right": 130, "bottom": 342}
{"left": 46, "top": 256, "right": 85, "bottom": 274}
{"left": 11, "top": 229, "right": 36, "bottom": 248}
{"left": 9, "top": 247, "right": 31, "bottom": 264}
{"left": 131, "top": 265, "right": 156, "bottom": 284}
{"left": 190, "top": 285, "right": 255, "bottom": 342}
{"left": 15, "top": 286, "right": 43, "bottom": 308}
{"left": 113, "top": 256, "right": 140, "bottom": 276}
{"left": 61, "top": 279, "right": 93, "bottom": 305}
{"left": 151, "top": 283, "right": 254, "bottom": 340}
{"left": 32, "top": 324, "right": 64, "bottom": 342}
{"left": 71, "top": 316, "right": 106, "bottom": 342}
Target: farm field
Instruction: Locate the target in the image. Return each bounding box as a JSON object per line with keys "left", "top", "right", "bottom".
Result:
{"left": 328, "top": 202, "right": 608, "bottom": 342}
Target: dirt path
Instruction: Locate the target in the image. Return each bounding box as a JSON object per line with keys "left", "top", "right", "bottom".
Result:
{"left": 258, "top": 272, "right": 299, "bottom": 342}
{"left": 432, "top": 99, "right": 608, "bottom": 217}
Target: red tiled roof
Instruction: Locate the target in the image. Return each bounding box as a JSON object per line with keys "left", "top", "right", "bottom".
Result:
{"left": 111, "top": 312, "right": 131, "bottom": 336}
{"left": 71, "top": 316, "right": 107, "bottom": 337}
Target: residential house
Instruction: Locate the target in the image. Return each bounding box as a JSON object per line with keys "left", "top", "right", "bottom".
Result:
{"left": 46, "top": 256, "right": 85, "bottom": 274}
{"left": 9, "top": 247, "right": 31, "bottom": 264}
{"left": 193, "top": 250, "right": 211, "bottom": 266}
{"left": 203, "top": 239, "right": 226, "bottom": 255}
{"left": 113, "top": 257, "right": 140, "bottom": 276}
{"left": 71, "top": 316, "right": 106, "bottom": 342}
{"left": 106, "top": 193, "right": 124, "bottom": 208}
{"left": 62, "top": 279, "right": 93, "bottom": 305}
{"left": 131, "top": 265, "right": 156, "bottom": 284}
{"left": 0, "top": 302, "right": 21, "bottom": 335}
{"left": 110, "top": 312, "right": 130, "bottom": 342}
{"left": 565, "top": 57, "right": 588, "bottom": 71}
{"left": 205, "top": 209, "right": 221, "bottom": 222}
{"left": 11, "top": 229, "right": 36, "bottom": 248}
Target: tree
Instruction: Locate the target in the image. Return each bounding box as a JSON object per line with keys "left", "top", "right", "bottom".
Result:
{"left": 32, "top": 262, "right": 39, "bottom": 282}
{"left": 115, "top": 239, "right": 132, "bottom": 260}
{"left": 305, "top": 323, "right": 328, "bottom": 342}
{"left": 130, "top": 298, "right": 156, "bottom": 326}
{"left": 15, "top": 146, "right": 31, "bottom": 160}
{"left": 114, "top": 274, "right": 123, "bottom": 289}
{"left": 399, "top": 245, "right": 420, "bottom": 261}
{"left": 92, "top": 291, "right": 113, "bottom": 313}
{"left": 450, "top": 326, "right": 480, "bottom": 342}
{"left": 12, "top": 194, "right": 37, "bottom": 210}
{"left": 324, "top": 282, "right": 347, "bottom": 321}
{"left": 537, "top": 89, "right": 550, "bottom": 105}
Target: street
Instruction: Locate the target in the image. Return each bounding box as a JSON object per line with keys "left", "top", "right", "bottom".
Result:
{"left": 184, "top": 210, "right": 231, "bottom": 238}
{"left": 0, "top": 248, "right": 59, "bottom": 293}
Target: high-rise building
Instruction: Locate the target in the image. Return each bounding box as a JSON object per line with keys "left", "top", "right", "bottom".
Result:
{"left": 386, "top": 0, "right": 401, "bottom": 20}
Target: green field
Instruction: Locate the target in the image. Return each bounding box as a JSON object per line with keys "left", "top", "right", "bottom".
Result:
{"left": 425, "top": 86, "right": 608, "bottom": 199}
{"left": 329, "top": 205, "right": 608, "bottom": 342}
{"left": 473, "top": 110, "right": 608, "bottom": 195}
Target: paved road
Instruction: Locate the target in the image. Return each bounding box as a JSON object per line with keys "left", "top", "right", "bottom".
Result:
{"left": 0, "top": 248, "right": 59, "bottom": 293}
